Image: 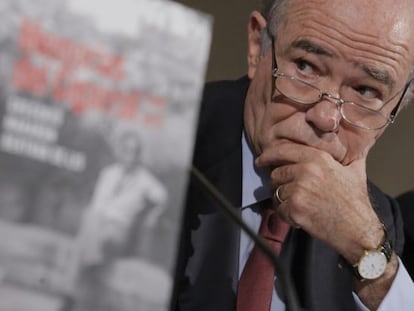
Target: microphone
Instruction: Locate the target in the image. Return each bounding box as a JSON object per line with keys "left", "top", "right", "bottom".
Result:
{"left": 190, "top": 165, "right": 301, "bottom": 311}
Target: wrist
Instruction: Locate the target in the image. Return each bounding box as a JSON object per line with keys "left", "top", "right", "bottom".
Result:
{"left": 352, "top": 224, "right": 393, "bottom": 281}
{"left": 354, "top": 253, "right": 399, "bottom": 310}
{"left": 340, "top": 219, "right": 384, "bottom": 266}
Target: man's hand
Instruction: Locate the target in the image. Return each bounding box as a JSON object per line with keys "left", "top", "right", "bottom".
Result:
{"left": 255, "top": 142, "right": 398, "bottom": 308}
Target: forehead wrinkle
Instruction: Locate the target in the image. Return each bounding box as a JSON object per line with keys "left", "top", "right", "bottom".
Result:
{"left": 280, "top": 22, "right": 407, "bottom": 92}
{"left": 314, "top": 19, "right": 402, "bottom": 91}
{"left": 288, "top": 39, "right": 335, "bottom": 57}
{"left": 279, "top": 6, "right": 411, "bottom": 81}
{"left": 284, "top": 37, "right": 395, "bottom": 89}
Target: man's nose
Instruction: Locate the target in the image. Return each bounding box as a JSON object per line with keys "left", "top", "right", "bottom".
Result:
{"left": 304, "top": 96, "right": 342, "bottom": 132}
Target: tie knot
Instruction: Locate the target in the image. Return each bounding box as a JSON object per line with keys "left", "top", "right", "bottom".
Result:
{"left": 259, "top": 205, "right": 289, "bottom": 243}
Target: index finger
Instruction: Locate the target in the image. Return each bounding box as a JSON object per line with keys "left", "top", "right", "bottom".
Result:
{"left": 255, "top": 142, "right": 330, "bottom": 168}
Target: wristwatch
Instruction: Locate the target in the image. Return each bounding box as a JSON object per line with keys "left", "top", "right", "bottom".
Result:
{"left": 353, "top": 228, "right": 393, "bottom": 281}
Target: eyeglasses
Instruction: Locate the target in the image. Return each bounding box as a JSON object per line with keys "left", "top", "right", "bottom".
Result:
{"left": 270, "top": 38, "right": 412, "bottom": 130}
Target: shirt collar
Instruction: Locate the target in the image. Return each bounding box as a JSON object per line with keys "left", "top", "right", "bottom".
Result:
{"left": 242, "top": 131, "right": 272, "bottom": 208}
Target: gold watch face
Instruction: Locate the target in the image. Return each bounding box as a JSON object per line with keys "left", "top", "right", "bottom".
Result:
{"left": 357, "top": 250, "right": 387, "bottom": 280}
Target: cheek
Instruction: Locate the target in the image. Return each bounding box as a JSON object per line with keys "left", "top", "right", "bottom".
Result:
{"left": 260, "top": 100, "right": 303, "bottom": 137}
{"left": 249, "top": 101, "right": 298, "bottom": 152}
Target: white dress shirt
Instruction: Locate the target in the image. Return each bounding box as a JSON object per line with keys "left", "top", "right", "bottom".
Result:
{"left": 239, "top": 132, "right": 414, "bottom": 310}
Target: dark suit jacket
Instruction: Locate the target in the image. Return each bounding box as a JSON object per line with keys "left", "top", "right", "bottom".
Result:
{"left": 396, "top": 191, "right": 414, "bottom": 280}
{"left": 171, "top": 77, "right": 405, "bottom": 311}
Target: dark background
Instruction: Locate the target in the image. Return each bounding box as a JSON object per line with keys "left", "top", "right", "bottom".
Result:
{"left": 176, "top": 0, "right": 414, "bottom": 197}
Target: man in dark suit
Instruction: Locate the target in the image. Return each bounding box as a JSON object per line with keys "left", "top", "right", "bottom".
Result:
{"left": 397, "top": 191, "right": 414, "bottom": 280}
{"left": 171, "top": 0, "right": 414, "bottom": 310}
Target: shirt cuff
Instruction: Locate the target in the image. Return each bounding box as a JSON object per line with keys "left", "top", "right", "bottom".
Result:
{"left": 353, "top": 257, "right": 414, "bottom": 311}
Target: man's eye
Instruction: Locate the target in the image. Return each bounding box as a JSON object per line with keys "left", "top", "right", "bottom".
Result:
{"left": 354, "top": 86, "right": 380, "bottom": 99}
{"left": 294, "top": 59, "right": 314, "bottom": 74}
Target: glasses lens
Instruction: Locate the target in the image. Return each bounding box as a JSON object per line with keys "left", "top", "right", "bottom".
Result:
{"left": 341, "top": 102, "right": 389, "bottom": 129}
{"left": 275, "top": 75, "right": 320, "bottom": 104}
{"left": 274, "top": 74, "right": 393, "bottom": 129}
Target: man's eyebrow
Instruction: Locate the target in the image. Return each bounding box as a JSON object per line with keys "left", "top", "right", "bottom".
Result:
{"left": 361, "top": 64, "right": 394, "bottom": 90}
{"left": 289, "top": 39, "right": 334, "bottom": 57}
{"left": 287, "top": 39, "right": 395, "bottom": 90}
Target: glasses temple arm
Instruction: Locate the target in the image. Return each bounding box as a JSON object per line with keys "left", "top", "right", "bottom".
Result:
{"left": 390, "top": 79, "right": 413, "bottom": 120}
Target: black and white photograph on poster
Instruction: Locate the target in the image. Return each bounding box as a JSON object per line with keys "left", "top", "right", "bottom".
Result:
{"left": 0, "top": 0, "right": 212, "bottom": 310}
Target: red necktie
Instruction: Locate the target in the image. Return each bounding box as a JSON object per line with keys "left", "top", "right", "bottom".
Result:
{"left": 237, "top": 201, "right": 290, "bottom": 311}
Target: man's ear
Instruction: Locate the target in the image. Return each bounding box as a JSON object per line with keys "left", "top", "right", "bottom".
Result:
{"left": 247, "top": 11, "right": 267, "bottom": 79}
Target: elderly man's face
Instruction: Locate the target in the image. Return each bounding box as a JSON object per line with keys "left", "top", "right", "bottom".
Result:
{"left": 244, "top": 0, "right": 414, "bottom": 165}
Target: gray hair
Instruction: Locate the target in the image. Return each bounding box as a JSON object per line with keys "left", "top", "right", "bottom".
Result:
{"left": 259, "top": 0, "right": 289, "bottom": 54}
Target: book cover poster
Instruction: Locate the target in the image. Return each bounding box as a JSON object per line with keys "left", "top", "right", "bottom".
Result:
{"left": 0, "top": 0, "right": 212, "bottom": 310}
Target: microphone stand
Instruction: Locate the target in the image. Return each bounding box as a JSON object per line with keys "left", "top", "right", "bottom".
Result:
{"left": 191, "top": 165, "right": 301, "bottom": 311}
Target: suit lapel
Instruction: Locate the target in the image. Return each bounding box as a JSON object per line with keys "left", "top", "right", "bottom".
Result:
{"left": 185, "top": 145, "right": 242, "bottom": 309}
{"left": 175, "top": 78, "right": 248, "bottom": 310}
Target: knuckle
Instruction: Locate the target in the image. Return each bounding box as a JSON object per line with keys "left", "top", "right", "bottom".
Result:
{"left": 289, "top": 193, "right": 302, "bottom": 210}
{"left": 302, "top": 161, "right": 316, "bottom": 174}
{"left": 319, "top": 151, "right": 332, "bottom": 163}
